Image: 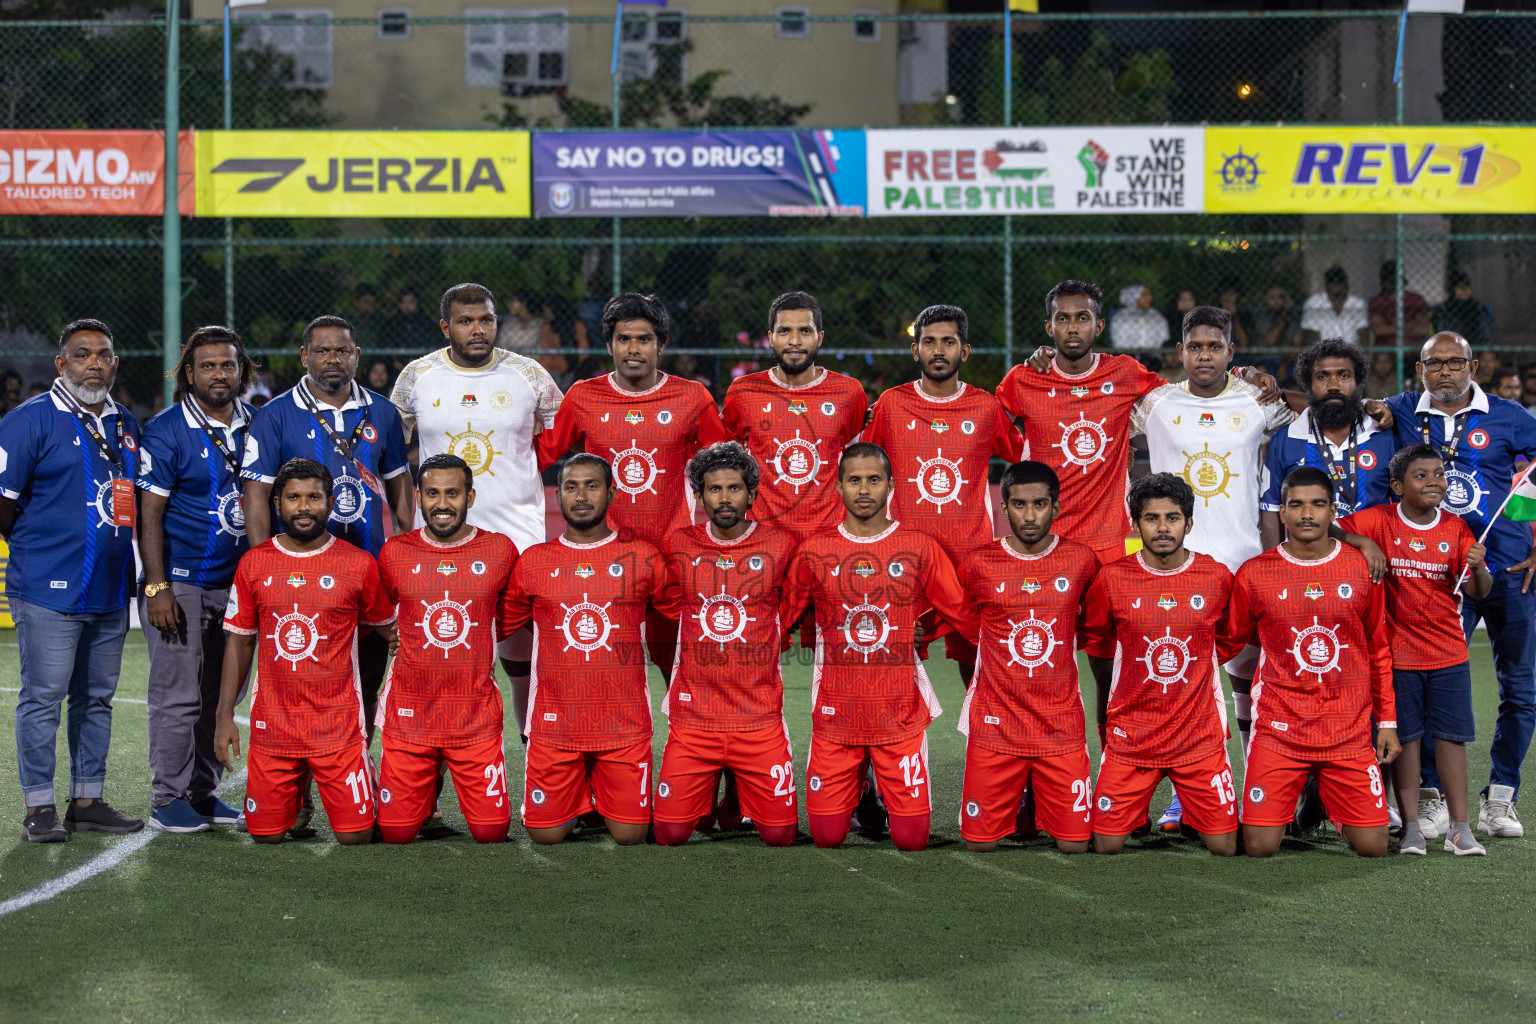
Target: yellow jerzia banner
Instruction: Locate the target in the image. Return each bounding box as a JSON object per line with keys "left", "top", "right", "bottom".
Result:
{"left": 195, "top": 131, "right": 531, "bottom": 217}
{"left": 1205, "top": 127, "right": 1536, "bottom": 214}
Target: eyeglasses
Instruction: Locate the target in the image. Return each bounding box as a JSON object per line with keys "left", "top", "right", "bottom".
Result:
{"left": 1421, "top": 357, "right": 1470, "bottom": 372}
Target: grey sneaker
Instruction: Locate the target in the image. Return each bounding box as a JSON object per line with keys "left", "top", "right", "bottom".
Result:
{"left": 1445, "top": 825, "right": 1487, "bottom": 856}
{"left": 1478, "top": 785, "right": 1523, "bottom": 838}
{"left": 1417, "top": 788, "right": 1449, "bottom": 839}
{"left": 1398, "top": 825, "right": 1427, "bottom": 856}
{"left": 23, "top": 805, "right": 69, "bottom": 843}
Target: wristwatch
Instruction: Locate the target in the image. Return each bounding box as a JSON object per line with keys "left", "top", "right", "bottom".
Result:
{"left": 143, "top": 582, "right": 171, "bottom": 598}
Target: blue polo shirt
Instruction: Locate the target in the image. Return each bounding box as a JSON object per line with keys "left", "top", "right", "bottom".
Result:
{"left": 0, "top": 384, "right": 140, "bottom": 614}
{"left": 240, "top": 379, "right": 407, "bottom": 555}
{"left": 1261, "top": 408, "right": 1397, "bottom": 516}
{"left": 137, "top": 399, "right": 252, "bottom": 588}
{"left": 1386, "top": 383, "right": 1536, "bottom": 572}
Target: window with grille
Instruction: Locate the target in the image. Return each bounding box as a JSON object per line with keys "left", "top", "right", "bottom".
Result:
{"left": 234, "top": 8, "right": 333, "bottom": 89}
{"left": 464, "top": 7, "right": 570, "bottom": 94}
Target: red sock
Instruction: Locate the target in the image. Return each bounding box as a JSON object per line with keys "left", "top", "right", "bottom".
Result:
{"left": 378, "top": 823, "right": 419, "bottom": 844}
{"left": 888, "top": 813, "right": 931, "bottom": 852}
{"left": 653, "top": 820, "right": 695, "bottom": 846}
{"left": 467, "top": 820, "right": 509, "bottom": 844}
{"left": 756, "top": 822, "right": 796, "bottom": 847}
{"left": 809, "top": 813, "right": 850, "bottom": 848}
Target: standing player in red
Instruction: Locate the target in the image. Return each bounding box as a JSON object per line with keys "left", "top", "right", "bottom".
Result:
{"left": 722, "top": 291, "right": 868, "bottom": 546}
{"left": 867, "top": 303, "right": 1025, "bottom": 684}
{"left": 374, "top": 454, "right": 521, "bottom": 845}
{"left": 781, "top": 442, "right": 980, "bottom": 852}
{"left": 653, "top": 442, "right": 800, "bottom": 847}
{"left": 502, "top": 453, "right": 665, "bottom": 846}
{"left": 956, "top": 461, "right": 1097, "bottom": 853}
{"left": 1226, "top": 467, "right": 1400, "bottom": 858}
{"left": 1338, "top": 445, "right": 1491, "bottom": 856}
{"left": 1080, "top": 473, "right": 1242, "bottom": 856}
{"left": 214, "top": 458, "right": 397, "bottom": 844}
{"left": 536, "top": 293, "right": 728, "bottom": 677}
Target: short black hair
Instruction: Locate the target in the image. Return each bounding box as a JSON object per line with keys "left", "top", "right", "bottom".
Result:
{"left": 838, "top": 441, "right": 891, "bottom": 479}
{"left": 1389, "top": 443, "right": 1443, "bottom": 483}
{"left": 1044, "top": 279, "right": 1103, "bottom": 319}
{"left": 172, "top": 325, "right": 257, "bottom": 403}
{"left": 1181, "top": 305, "right": 1233, "bottom": 346}
{"left": 1295, "top": 338, "right": 1367, "bottom": 390}
{"left": 440, "top": 282, "right": 495, "bottom": 323}
{"left": 1280, "top": 466, "right": 1335, "bottom": 504}
{"left": 58, "top": 318, "right": 113, "bottom": 352}
{"left": 913, "top": 304, "right": 968, "bottom": 345}
{"left": 602, "top": 293, "right": 670, "bottom": 349}
{"left": 418, "top": 452, "right": 473, "bottom": 491}
{"left": 559, "top": 452, "right": 613, "bottom": 488}
{"left": 768, "top": 291, "right": 824, "bottom": 335}
{"left": 302, "top": 315, "right": 356, "bottom": 350}
{"left": 686, "top": 441, "right": 760, "bottom": 494}
{"left": 1324, "top": 265, "right": 1349, "bottom": 286}
{"left": 1127, "top": 472, "right": 1194, "bottom": 521}
{"left": 999, "top": 460, "right": 1059, "bottom": 504}
{"left": 272, "top": 457, "right": 333, "bottom": 501}
{"left": 1493, "top": 367, "right": 1520, "bottom": 387}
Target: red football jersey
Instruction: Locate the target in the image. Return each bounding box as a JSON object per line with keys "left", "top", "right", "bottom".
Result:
{"left": 722, "top": 368, "right": 868, "bottom": 543}
{"left": 224, "top": 537, "right": 397, "bottom": 759}
{"left": 1337, "top": 505, "right": 1474, "bottom": 671}
{"left": 536, "top": 372, "right": 729, "bottom": 547}
{"left": 501, "top": 532, "right": 664, "bottom": 751}
{"left": 1080, "top": 551, "right": 1238, "bottom": 768}
{"left": 866, "top": 381, "right": 1026, "bottom": 565}
{"left": 995, "top": 353, "right": 1165, "bottom": 554}
{"left": 1225, "top": 542, "right": 1395, "bottom": 762}
{"left": 377, "top": 527, "right": 520, "bottom": 747}
{"left": 656, "top": 521, "right": 798, "bottom": 732}
{"left": 957, "top": 536, "right": 1098, "bottom": 758}
{"left": 781, "top": 522, "right": 980, "bottom": 746}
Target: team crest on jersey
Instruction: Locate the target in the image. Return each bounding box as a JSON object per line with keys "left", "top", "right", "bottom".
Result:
{"left": 1055, "top": 416, "right": 1112, "bottom": 471}
{"left": 658, "top": 410, "right": 673, "bottom": 425}
{"left": 1198, "top": 412, "right": 1215, "bottom": 427}
{"left": 841, "top": 596, "right": 893, "bottom": 661}
{"left": 1248, "top": 786, "right": 1266, "bottom": 805}
{"left": 490, "top": 390, "right": 513, "bottom": 412}
{"left": 268, "top": 604, "right": 327, "bottom": 670}
{"left": 1070, "top": 385, "right": 1089, "bottom": 398}
{"left": 1156, "top": 593, "right": 1177, "bottom": 610}
{"left": 930, "top": 418, "right": 949, "bottom": 434}
{"left": 286, "top": 572, "right": 306, "bottom": 588}
{"left": 445, "top": 424, "right": 501, "bottom": 476}
{"left": 1022, "top": 578, "right": 1041, "bottom": 594}
{"left": 910, "top": 450, "right": 968, "bottom": 513}
{"left": 574, "top": 563, "right": 595, "bottom": 579}
{"left": 1225, "top": 411, "right": 1247, "bottom": 432}
{"left": 1291, "top": 616, "right": 1348, "bottom": 679}
{"left": 820, "top": 401, "right": 836, "bottom": 417}
{"left": 1441, "top": 469, "right": 1484, "bottom": 516}
{"left": 697, "top": 586, "right": 755, "bottom": 648}
{"left": 1189, "top": 593, "right": 1205, "bottom": 610}
{"left": 420, "top": 591, "right": 477, "bottom": 657}
{"left": 768, "top": 430, "right": 824, "bottom": 493}
{"left": 961, "top": 420, "right": 976, "bottom": 435}
{"left": 1357, "top": 450, "right": 1378, "bottom": 470}
{"left": 788, "top": 400, "right": 808, "bottom": 416}
{"left": 609, "top": 441, "right": 664, "bottom": 499}
{"left": 1469, "top": 428, "right": 1491, "bottom": 450}
{"left": 1182, "top": 444, "right": 1237, "bottom": 505}
{"left": 460, "top": 394, "right": 478, "bottom": 408}
{"left": 211, "top": 489, "right": 246, "bottom": 538}
{"left": 887, "top": 561, "right": 905, "bottom": 579}
{"left": 1438, "top": 541, "right": 1450, "bottom": 553}
{"left": 1337, "top": 582, "right": 1353, "bottom": 600}
{"left": 1303, "top": 584, "right": 1325, "bottom": 600}
{"left": 122, "top": 433, "right": 137, "bottom": 451}
{"left": 559, "top": 593, "right": 614, "bottom": 659}
{"left": 330, "top": 476, "right": 368, "bottom": 525}
{"left": 1100, "top": 382, "right": 1114, "bottom": 395}
{"left": 715, "top": 555, "right": 736, "bottom": 571}
{"left": 1139, "top": 628, "right": 1194, "bottom": 693}
{"left": 748, "top": 556, "right": 764, "bottom": 572}
{"left": 319, "top": 575, "right": 335, "bottom": 590}
{"left": 965, "top": 801, "right": 980, "bottom": 819}
{"left": 437, "top": 560, "right": 457, "bottom": 576}
{"left": 854, "top": 560, "right": 876, "bottom": 578}
{"left": 1409, "top": 538, "right": 1426, "bottom": 552}
{"left": 1002, "top": 611, "right": 1061, "bottom": 676}
{"left": 608, "top": 562, "right": 624, "bottom": 578}
{"left": 471, "top": 561, "right": 486, "bottom": 576}
{"left": 1053, "top": 576, "right": 1070, "bottom": 593}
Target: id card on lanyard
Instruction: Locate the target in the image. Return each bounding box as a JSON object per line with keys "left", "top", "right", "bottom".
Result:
{"left": 53, "top": 381, "right": 134, "bottom": 528}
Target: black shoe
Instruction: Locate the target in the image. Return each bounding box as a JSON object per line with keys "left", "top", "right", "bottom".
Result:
{"left": 64, "top": 798, "right": 144, "bottom": 834}
{"left": 1291, "top": 773, "right": 1326, "bottom": 838}
{"left": 23, "top": 805, "right": 69, "bottom": 843}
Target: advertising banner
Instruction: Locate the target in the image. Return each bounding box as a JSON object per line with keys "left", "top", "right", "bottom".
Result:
{"left": 533, "top": 130, "right": 865, "bottom": 217}
{"left": 1205, "top": 127, "right": 1536, "bottom": 214}
{"left": 0, "top": 130, "right": 193, "bottom": 216}
{"left": 195, "top": 131, "right": 531, "bottom": 217}
{"left": 865, "top": 127, "right": 1204, "bottom": 216}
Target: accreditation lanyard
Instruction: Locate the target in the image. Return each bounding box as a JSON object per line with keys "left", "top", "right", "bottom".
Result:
{"left": 184, "top": 399, "right": 245, "bottom": 476}
{"left": 1420, "top": 410, "right": 1470, "bottom": 463}
{"left": 52, "top": 381, "right": 134, "bottom": 527}
{"left": 1309, "top": 417, "right": 1359, "bottom": 511}
{"left": 298, "top": 380, "right": 370, "bottom": 463}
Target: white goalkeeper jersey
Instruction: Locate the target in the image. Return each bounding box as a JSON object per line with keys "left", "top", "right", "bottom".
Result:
{"left": 391, "top": 347, "right": 563, "bottom": 552}
{"left": 1131, "top": 374, "right": 1294, "bottom": 571}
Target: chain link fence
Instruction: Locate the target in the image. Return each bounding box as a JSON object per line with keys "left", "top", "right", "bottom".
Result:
{"left": 0, "top": 10, "right": 1534, "bottom": 420}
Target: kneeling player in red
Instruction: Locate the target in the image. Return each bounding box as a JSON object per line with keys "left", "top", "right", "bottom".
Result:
{"left": 957, "top": 461, "right": 1097, "bottom": 853}
{"left": 1226, "top": 466, "right": 1400, "bottom": 858}
{"left": 653, "top": 442, "right": 800, "bottom": 847}
{"left": 375, "top": 454, "right": 520, "bottom": 844}
{"left": 1081, "top": 473, "right": 1242, "bottom": 857}
{"left": 215, "top": 458, "right": 398, "bottom": 844}
{"left": 781, "top": 442, "right": 980, "bottom": 852}
{"left": 501, "top": 453, "right": 666, "bottom": 845}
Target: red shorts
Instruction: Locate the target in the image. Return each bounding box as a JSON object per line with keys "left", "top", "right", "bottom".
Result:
{"left": 378, "top": 733, "right": 510, "bottom": 828}
{"left": 944, "top": 633, "right": 978, "bottom": 668}
{"left": 1241, "top": 744, "right": 1388, "bottom": 829}
{"left": 806, "top": 731, "right": 931, "bottom": 819}
{"left": 244, "top": 741, "right": 376, "bottom": 837}
{"left": 521, "top": 737, "right": 653, "bottom": 829}
{"left": 1091, "top": 748, "right": 1239, "bottom": 837}
{"left": 656, "top": 722, "right": 797, "bottom": 827}
{"left": 960, "top": 741, "right": 1092, "bottom": 843}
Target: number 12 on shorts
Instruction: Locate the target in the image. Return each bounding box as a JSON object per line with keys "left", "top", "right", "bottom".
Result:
{"left": 899, "top": 753, "right": 926, "bottom": 797}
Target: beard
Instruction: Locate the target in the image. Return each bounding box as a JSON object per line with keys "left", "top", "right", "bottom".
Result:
{"left": 61, "top": 368, "right": 112, "bottom": 407}
{"left": 1429, "top": 377, "right": 1474, "bottom": 403}
{"left": 774, "top": 347, "right": 816, "bottom": 377}
{"left": 424, "top": 510, "right": 466, "bottom": 540}
{"left": 922, "top": 360, "right": 960, "bottom": 384}
{"left": 562, "top": 507, "right": 605, "bottom": 531}
{"left": 281, "top": 513, "right": 329, "bottom": 544}
{"left": 193, "top": 382, "right": 235, "bottom": 410}
{"left": 1311, "top": 389, "right": 1364, "bottom": 430}
{"left": 308, "top": 372, "right": 348, "bottom": 395}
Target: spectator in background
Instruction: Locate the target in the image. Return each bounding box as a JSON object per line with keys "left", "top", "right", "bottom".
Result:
{"left": 1111, "top": 284, "right": 1169, "bottom": 351}
{"left": 671, "top": 352, "right": 714, "bottom": 392}
{"left": 1158, "top": 346, "right": 1187, "bottom": 385}
{"left": 495, "top": 290, "right": 542, "bottom": 354}
{"left": 1301, "top": 265, "right": 1369, "bottom": 349}
{"left": 1368, "top": 259, "right": 1432, "bottom": 349}
{"left": 363, "top": 358, "right": 393, "bottom": 393}
{"left": 1433, "top": 271, "right": 1493, "bottom": 348}
{"left": 352, "top": 284, "right": 379, "bottom": 346}
{"left": 1521, "top": 361, "right": 1536, "bottom": 410}
{"left": 1364, "top": 350, "right": 1402, "bottom": 400}
{"left": 0, "top": 369, "right": 22, "bottom": 417}
{"left": 1216, "top": 278, "right": 1253, "bottom": 348}
{"left": 1255, "top": 283, "right": 1302, "bottom": 353}
{"left": 378, "top": 287, "right": 438, "bottom": 352}
{"left": 1493, "top": 367, "right": 1525, "bottom": 402}
{"left": 1475, "top": 350, "right": 1501, "bottom": 388}
{"left": 25, "top": 382, "right": 45, "bottom": 399}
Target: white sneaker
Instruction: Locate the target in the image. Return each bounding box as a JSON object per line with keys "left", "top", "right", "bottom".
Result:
{"left": 1478, "top": 785, "right": 1524, "bottom": 838}
{"left": 1417, "top": 788, "right": 1449, "bottom": 839}
{"left": 1387, "top": 803, "right": 1403, "bottom": 835}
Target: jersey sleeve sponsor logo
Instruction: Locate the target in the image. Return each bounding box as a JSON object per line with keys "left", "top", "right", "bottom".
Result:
{"left": 697, "top": 586, "right": 755, "bottom": 648}
{"left": 559, "top": 593, "right": 614, "bottom": 658}
{"left": 769, "top": 431, "right": 824, "bottom": 492}
{"left": 1139, "top": 628, "right": 1194, "bottom": 692}
{"left": 137, "top": 449, "right": 154, "bottom": 477}
{"left": 420, "top": 591, "right": 477, "bottom": 656}
{"left": 1291, "top": 616, "right": 1348, "bottom": 679}
{"left": 609, "top": 441, "right": 664, "bottom": 498}
{"left": 1002, "top": 610, "right": 1062, "bottom": 675}
{"left": 908, "top": 450, "right": 968, "bottom": 512}
{"left": 225, "top": 590, "right": 239, "bottom": 617}
{"left": 841, "top": 595, "right": 893, "bottom": 661}
{"left": 269, "top": 604, "right": 327, "bottom": 669}
{"left": 1182, "top": 445, "right": 1238, "bottom": 505}
{"left": 1056, "top": 416, "right": 1112, "bottom": 470}
{"left": 446, "top": 424, "right": 501, "bottom": 476}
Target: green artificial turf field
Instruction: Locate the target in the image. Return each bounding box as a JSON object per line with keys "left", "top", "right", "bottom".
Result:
{"left": 0, "top": 630, "right": 1533, "bottom": 1023}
